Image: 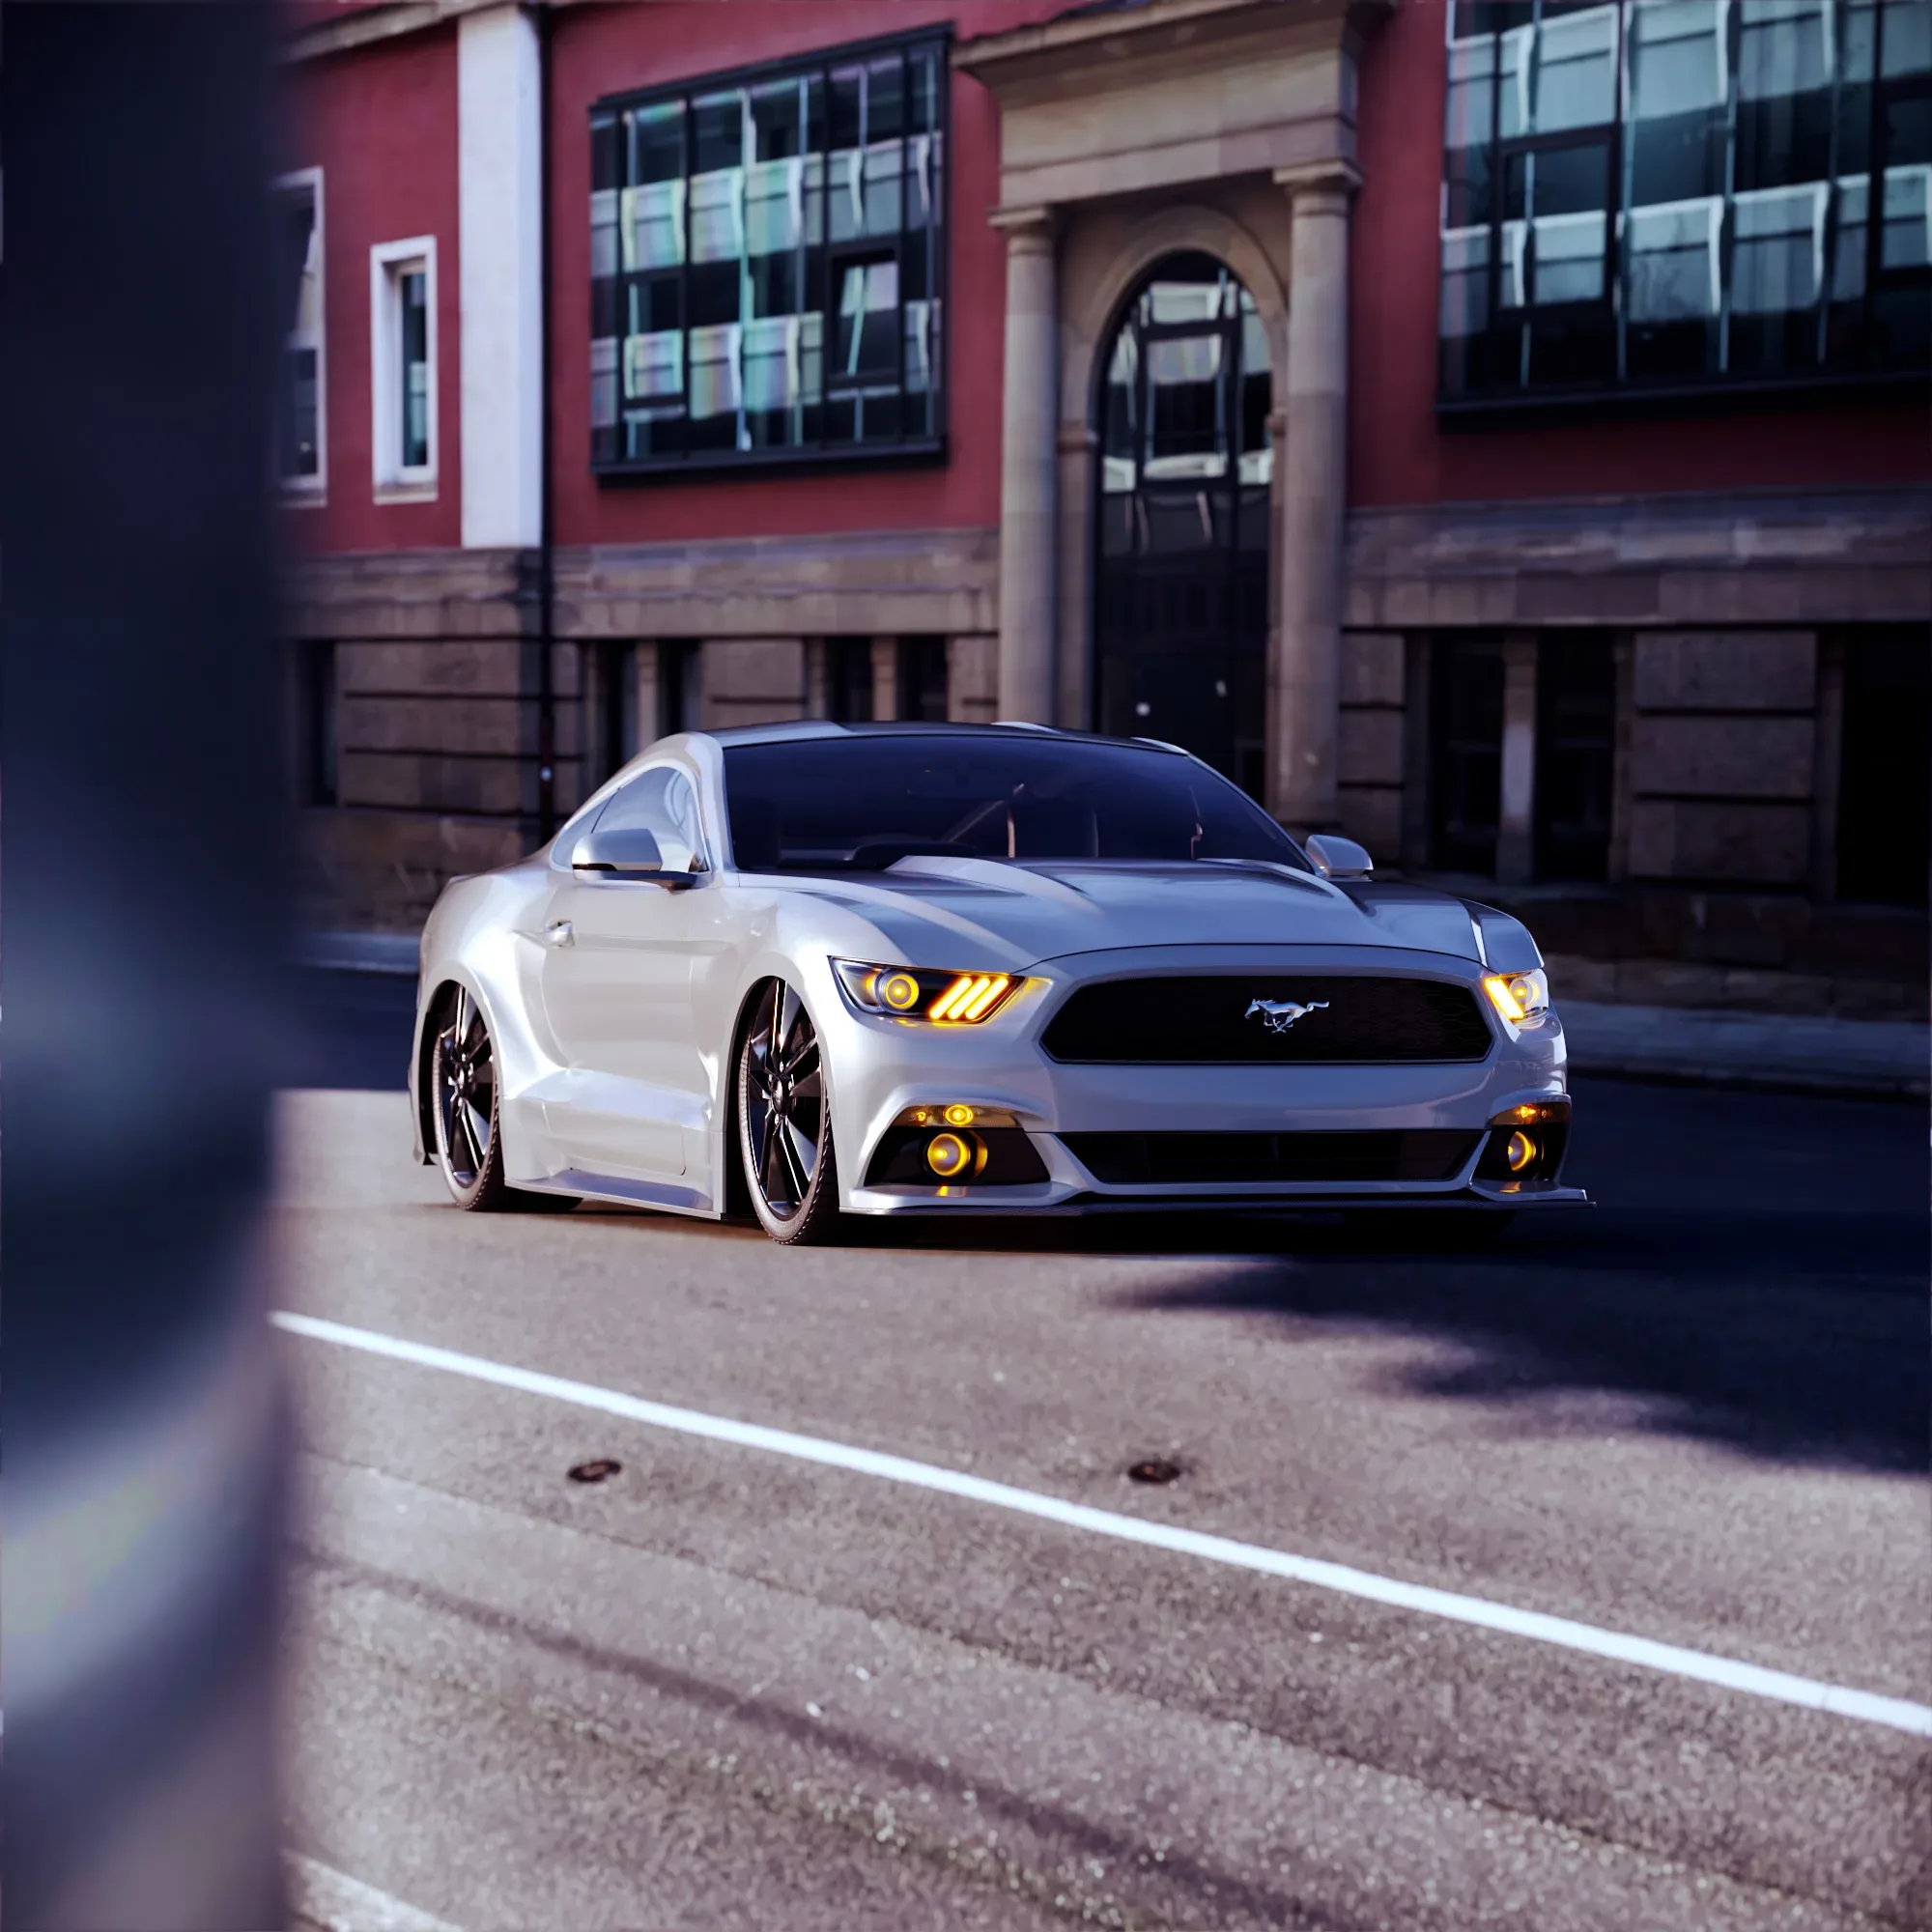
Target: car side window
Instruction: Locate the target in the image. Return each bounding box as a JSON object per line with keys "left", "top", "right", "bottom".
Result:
{"left": 590, "top": 766, "right": 707, "bottom": 873}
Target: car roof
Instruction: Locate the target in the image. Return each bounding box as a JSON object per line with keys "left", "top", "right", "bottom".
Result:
{"left": 702, "top": 720, "right": 1188, "bottom": 754}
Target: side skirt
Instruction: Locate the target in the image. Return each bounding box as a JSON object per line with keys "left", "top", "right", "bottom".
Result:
{"left": 521, "top": 1168, "right": 721, "bottom": 1219}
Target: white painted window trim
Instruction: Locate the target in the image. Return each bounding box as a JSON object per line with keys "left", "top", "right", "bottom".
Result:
{"left": 276, "top": 165, "right": 327, "bottom": 504}
{"left": 369, "top": 235, "right": 439, "bottom": 501}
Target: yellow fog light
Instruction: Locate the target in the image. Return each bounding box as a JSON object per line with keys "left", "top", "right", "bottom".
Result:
{"left": 1506, "top": 1129, "right": 1538, "bottom": 1173}
{"left": 925, "top": 1132, "right": 973, "bottom": 1179}
{"left": 943, "top": 1103, "right": 976, "bottom": 1127}
{"left": 879, "top": 971, "right": 922, "bottom": 1011}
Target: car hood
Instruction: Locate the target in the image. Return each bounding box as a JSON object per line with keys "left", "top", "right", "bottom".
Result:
{"left": 783, "top": 856, "right": 1485, "bottom": 971}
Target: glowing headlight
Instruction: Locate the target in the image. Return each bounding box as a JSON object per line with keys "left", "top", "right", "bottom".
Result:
{"left": 1482, "top": 968, "right": 1550, "bottom": 1027}
{"left": 833, "top": 960, "right": 1021, "bottom": 1024}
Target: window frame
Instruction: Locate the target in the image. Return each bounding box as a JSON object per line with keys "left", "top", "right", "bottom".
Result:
{"left": 1436, "top": 0, "right": 1932, "bottom": 416}
{"left": 275, "top": 166, "right": 327, "bottom": 501}
{"left": 369, "top": 235, "right": 439, "bottom": 499}
{"left": 588, "top": 24, "right": 952, "bottom": 481}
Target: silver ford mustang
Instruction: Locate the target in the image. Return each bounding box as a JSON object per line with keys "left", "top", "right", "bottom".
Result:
{"left": 408, "top": 723, "right": 1586, "bottom": 1244}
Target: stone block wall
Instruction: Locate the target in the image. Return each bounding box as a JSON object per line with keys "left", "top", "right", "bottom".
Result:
{"left": 1334, "top": 630, "right": 1405, "bottom": 860}
{"left": 948, "top": 635, "right": 1000, "bottom": 724}
{"left": 287, "top": 549, "right": 577, "bottom": 932}
{"left": 699, "top": 639, "right": 808, "bottom": 731}
{"left": 1625, "top": 632, "right": 1817, "bottom": 891}
{"left": 291, "top": 533, "right": 1006, "bottom": 930}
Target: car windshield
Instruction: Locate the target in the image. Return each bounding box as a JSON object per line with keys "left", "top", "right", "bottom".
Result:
{"left": 722, "top": 733, "right": 1309, "bottom": 873}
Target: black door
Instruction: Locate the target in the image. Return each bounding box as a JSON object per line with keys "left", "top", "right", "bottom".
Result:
{"left": 1094, "top": 253, "right": 1272, "bottom": 799}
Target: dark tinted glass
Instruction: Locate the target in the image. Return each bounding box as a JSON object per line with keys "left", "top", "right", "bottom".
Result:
{"left": 1534, "top": 633, "right": 1614, "bottom": 881}
{"left": 722, "top": 734, "right": 1308, "bottom": 872}
{"left": 1431, "top": 637, "right": 1504, "bottom": 874}
{"left": 1440, "top": 0, "right": 1931, "bottom": 397}
{"left": 594, "top": 36, "right": 945, "bottom": 471}
{"left": 1838, "top": 629, "right": 1931, "bottom": 906}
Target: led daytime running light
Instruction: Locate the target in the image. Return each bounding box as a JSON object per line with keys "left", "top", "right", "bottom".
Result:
{"left": 930, "top": 973, "right": 1011, "bottom": 1023}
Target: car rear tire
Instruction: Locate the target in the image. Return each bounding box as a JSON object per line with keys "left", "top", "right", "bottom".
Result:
{"left": 737, "top": 978, "right": 842, "bottom": 1245}
{"left": 432, "top": 987, "right": 578, "bottom": 1214}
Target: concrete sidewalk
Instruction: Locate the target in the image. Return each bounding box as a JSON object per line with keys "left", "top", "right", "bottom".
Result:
{"left": 1559, "top": 1000, "right": 1926, "bottom": 1101}
{"left": 298, "top": 932, "right": 1928, "bottom": 1102}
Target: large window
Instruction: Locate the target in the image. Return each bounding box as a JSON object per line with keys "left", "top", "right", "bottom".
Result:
{"left": 590, "top": 32, "right": 948, "bottom": 473}
{"left": 1440, "top": 0, "right": 1932, "bottom": 402}
{"left": 370, "top": 237, "right": 437, "bottom": 497}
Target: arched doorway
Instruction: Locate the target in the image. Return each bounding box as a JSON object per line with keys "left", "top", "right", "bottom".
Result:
{"left": 1093, "top": 252, "right": 1272, "bottom": 798}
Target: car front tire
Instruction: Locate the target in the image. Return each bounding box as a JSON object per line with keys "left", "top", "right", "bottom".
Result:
{"left": 736, "top": 978, "right": 842, "bottom": 1245}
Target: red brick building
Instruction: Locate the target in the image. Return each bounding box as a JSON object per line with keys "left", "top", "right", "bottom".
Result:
{"left": 282, "top": 0, "right": 1929, "bottom": 1014}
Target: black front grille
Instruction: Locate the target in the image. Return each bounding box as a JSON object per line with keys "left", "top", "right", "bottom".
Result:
{"left": 1062, "top": 1130, "right": 1483, "bottom": 1186}
{"left": 1040, "top": 977, "right": 1492, "bottom": 1064}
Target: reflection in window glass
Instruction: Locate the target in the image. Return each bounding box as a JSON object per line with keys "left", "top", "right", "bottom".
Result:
{"left": 1438, "top": 0, "right": 1932, "bottom": 397}
{"left": 592, "top": 766, "right": 707, "bottom": 873}
{"left": 590, "top": 37, "right": 945, "bottom": 469}
{"left": 1094, "top": 253, "right": 1272, "bottom": 794}
{"left": 400, "top": 269, "right": 429, "bottom": 471}
{"left": 276, "top": 182, "right": 323, "bottom": 480}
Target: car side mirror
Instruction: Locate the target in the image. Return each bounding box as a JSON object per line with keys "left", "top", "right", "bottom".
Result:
{"left": 570, "top": 825, "right": 697, "bottom": 888}
{"left": 1304, "top": 834, "right": 1374, "bottom": 882}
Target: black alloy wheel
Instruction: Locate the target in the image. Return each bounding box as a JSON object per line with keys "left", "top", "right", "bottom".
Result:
{"left": 432, "top": 986, "right": 575, "bottom": 1213}
{"left": 737, "top": 979, "right": 840, "bottom": 1244}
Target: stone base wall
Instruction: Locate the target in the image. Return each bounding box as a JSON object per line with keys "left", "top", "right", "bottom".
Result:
{"left": 1329, "top": 486, "right": 1929, "bottom": 1007}
{"left": 292, "top": 492, "right": 1927, "bottom": 1015}
{"left": 289, "top": 532, "right": 1004, "bottom": 931}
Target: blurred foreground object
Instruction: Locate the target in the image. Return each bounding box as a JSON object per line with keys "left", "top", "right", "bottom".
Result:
{"left": 3, "top": 5, "right": 290, "bottom": 1927}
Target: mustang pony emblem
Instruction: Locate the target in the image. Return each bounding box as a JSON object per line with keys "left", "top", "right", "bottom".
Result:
{"left": 1244, "top": 997, "right": 1330, "bottom": 1034}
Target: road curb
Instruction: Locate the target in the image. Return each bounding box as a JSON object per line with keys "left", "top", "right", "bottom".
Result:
{"left": 297, "top": 931, "right": 419, "bottom": 977}
{"left": 1560, "top": 1000, "right": 1929, "bottom": 1102}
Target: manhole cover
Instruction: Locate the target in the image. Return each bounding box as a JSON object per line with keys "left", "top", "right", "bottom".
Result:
{"left": 1127, "top": 1458, "right": 1181, "bottom": 1486}
{"left": 568, "top": 1459, "right": 623, "bottom": 1484}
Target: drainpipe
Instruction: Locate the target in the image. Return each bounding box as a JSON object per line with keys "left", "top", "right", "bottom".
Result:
{"left": 534, "top": 0, "right": 556, "bottom": 840}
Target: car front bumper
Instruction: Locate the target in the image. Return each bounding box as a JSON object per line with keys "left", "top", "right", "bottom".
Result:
{"left": 822, "top": 943, "right": 1588, "bottom": 1218}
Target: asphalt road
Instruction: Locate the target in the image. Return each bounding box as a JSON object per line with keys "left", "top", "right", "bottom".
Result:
{"left": 278, "top": 969, "right": 1929, "bottom": 1930}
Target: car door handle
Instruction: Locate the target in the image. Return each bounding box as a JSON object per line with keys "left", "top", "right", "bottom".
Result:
{"left": 544, "top": 920, "right": 574, "bottom": 949}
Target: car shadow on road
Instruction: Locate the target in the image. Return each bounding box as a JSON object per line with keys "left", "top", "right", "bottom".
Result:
{"left": 1126, "top": 1228, "right": 1926, "bottom": 1476}
{"left": 858, "top": 1077, "right": 1931, "bottom": 1476}
{"left": 872, "top": 1202, "right": 1929, "bottom": 1475}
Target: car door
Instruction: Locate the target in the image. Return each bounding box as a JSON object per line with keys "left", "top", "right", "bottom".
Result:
{"left": 535, "top": 765, "right": 711, "bottom": 1180}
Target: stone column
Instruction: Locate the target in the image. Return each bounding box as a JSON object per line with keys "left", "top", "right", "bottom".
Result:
{"left": 991, "top": 207, "right": 1059, "bottom": 724}
{"left": 1055, "top": 422, "right": 1098, "bottom": 730}
{"left": 458, "top": 3, "right": 543, "bottom": 551}
{"left": 1495, "top": 632, "right": 1539, "bottom": 884}
{"left": 1270, "top": 162, "right": 1359, "bottom": 832}
{"left": 869, "top": 637, "right": 899, "bottom": 722}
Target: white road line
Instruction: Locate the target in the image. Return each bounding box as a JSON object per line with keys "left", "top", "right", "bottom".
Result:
{"left": 272, "top": 1310, "right": 1932, "bottom": 1740}
{"left": 286, "top": 1852, "right": 464, "bottom": 1932}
